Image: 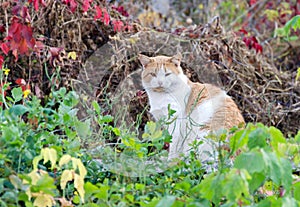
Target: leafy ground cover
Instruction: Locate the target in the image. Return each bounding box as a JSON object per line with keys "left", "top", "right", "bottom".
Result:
{"left": 0, "top": 80, "right": 300, "bottom": 206}
{"left": 0, "top": 0, "right": 300, "bottom": 206}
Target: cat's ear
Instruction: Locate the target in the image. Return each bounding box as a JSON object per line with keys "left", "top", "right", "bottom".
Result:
{"left": 138, "top": 54, "right": 152, "bottom": 67}
{"left": 170, "top": 53, "right": 182, "bottom": 67}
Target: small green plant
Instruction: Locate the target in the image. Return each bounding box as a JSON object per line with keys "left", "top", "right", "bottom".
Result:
{"left": 275, "top": 15, "right": 300, "bottom": 41}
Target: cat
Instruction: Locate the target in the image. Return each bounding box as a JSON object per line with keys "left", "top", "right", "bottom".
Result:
{"left": 138, "top": 53, "right": 245, "bottom": 162}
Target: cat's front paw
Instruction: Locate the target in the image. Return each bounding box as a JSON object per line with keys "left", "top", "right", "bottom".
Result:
{"left": 150, "top": 108, "right": 168, "bottom": 120}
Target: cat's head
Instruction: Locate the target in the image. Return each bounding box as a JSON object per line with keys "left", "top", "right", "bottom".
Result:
{"left": 138, "top": 54, "right": 187, "bottom": 92}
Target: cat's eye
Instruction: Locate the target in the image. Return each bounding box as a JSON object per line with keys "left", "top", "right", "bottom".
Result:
{"left": 165, "top": 73, "right": 172, "bottom": 77}
{"left": 150, "top": 73, "right": 157, "bottom": 77}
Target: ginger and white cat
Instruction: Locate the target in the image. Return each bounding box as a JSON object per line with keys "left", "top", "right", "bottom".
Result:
{"left": 138, "top": 53, "right": 244, "bottom": 161}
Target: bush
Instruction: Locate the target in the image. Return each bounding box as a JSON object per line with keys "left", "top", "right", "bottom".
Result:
{"left": 0, "top": 75, "right": 300, "bottom": 206}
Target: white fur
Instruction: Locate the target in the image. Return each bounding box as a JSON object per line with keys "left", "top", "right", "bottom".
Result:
{"left": 143, "top": 65, "right": 226, "bottom": 161}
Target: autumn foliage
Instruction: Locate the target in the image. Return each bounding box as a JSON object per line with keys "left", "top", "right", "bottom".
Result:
{"left": 0, "top": 0, "right": 131, "bottom": 102}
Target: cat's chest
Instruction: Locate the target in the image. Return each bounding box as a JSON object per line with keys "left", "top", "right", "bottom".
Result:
{"left": 147, "top": 91, "right": 184, "bottom": 120}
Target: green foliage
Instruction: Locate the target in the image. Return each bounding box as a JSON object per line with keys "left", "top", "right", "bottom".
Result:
{"left": 1, "top": 86, "right": 300, "bottom": 206}
{"left": 275, "top": 15, "right": 300, "bottom": 41}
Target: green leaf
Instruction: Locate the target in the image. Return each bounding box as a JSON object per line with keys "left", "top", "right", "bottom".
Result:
{"left": 280, "top": 158, "right": 293, "bottom": 192}
{"left": 197, "top": 173, "right": 223, "bottom": 204}
{"left": 9, "top": 104, "right": 29, "bottom": 116}
{"left": 95, "top": 184, "right": 110, "bottom": 200}
{"left": 248, "top": 128, "right": 268, "bottom": 149}
{"left": 289, "top": 15, "right": 300, "bottom": 31}
{"left": 269, "top": 127, "right": 286, "bottom": 144}
{"left": 135, "top": 183, "right": 145, "bottom": 191}
{"left": 36, "top": 174, "right": 56, "bottom": 192}
{"left": 74, "top": 120, "right": 91, "bottom": 138}
{"left": 11, "top": 87, "right": 23, "bottom": 102}
{"left": 261, "top": 150, "right": 292, "bottom": 190}
{"left": 257, "top": 196, "right": 282, "bottom": 207}
{"left": 248, "top": 172, "right": 266, "bottom": 193}
{"left": 278, "top": 15, "right": 300, "bottom": 38}
{"left": 102, "top": 115, "right": 113, "bottom": 123}
{"left": 229, "top": 127, "right": 249, "bottom": 150}
{"left": 167, "top": 104, "right": 176, "bottom": 118}
{"left": 92, "top": 100, "right": 101, "bottom": 114}
{"left": 222, "top": 169, "right": 251, "bottom": 202}
{"left": 234, "top": 151, "right": 266, "bottom": 174}
{"left": 261, "top": 151, "right": 281, "bottom": 185}
{"left": 112, "top": 127, "right": 120, "bottom": 136}
{"left": 156, "top": 195, "right": 176, "bottom": 207}
{"left": 73, "top": 195, "right": 81, "bottom": 205}
{"left": 295, "top": 130, "right": 300, "bottom": 143}
{"left": 174, "top": 181, "right": 191, "bottom": 192}
{"left": 125, "top": 194, "right": 134, "bottom": 203}
{"left": 84, "top": 182, "right": 100, "bottom": 199}
{"left": 294, "top": 181, "right": 300, "bottom": 201}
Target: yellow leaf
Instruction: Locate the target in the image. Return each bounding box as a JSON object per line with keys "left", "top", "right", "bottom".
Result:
{"left": 9, "top": 174, "right": 22, "bottom": 189}
{"left": 71, "top": 158, "right": 87, "bottom": 178}
{"left": 3, "top": 68, "right": 10, "bottom": 76}
{"left": 60, "top": 169, "right": 74, "bottom": 189}
{"left": 33, "top": 193, "right": 56, "bottom": 207}
{"left": 296, "top": 67, "right": 300, "bottom": 83}
{"left": 264, "top": 9, "right": 279, "bottom": 21}
{"left": 74, "top": 174, "right": 85, "bottom": 202}
{"left": 27, "top": 170, "right": 41, "bottom": 185}
{"left": 67, "top": 51, "right": 77, "bottom": 60}
{"left": 41, "top": 148, "right": 57, "bottom": 169}
{"left": 32, "top": 155, "right": 43, "bottom": 170}
{"left": 26, "top": 188, "right": 32, "bottom": 201}
{"left": 59, "top": 154, "right": 72, "bottom": 167}
{"left": 23, "top": 89, "right": 31, "bottom": 98}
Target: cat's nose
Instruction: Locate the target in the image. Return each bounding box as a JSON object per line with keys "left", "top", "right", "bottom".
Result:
{"left": 158, "top": 80, "right": 163, "bottom": 86}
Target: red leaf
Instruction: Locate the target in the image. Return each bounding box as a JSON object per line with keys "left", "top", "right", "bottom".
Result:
{"left": 94, "top": 5, "right": 102, "bottom": 20}
{"left": 62, "top": 0, "right": 77, "bottom": 13}
{"left": 254, "top": 43, "right": 263, "bottom": 53}
{"left": 250, "top": 36, "right": 258, "bottom": 43}
{"left": 12, "top": 4, "right": 31, "bottom": 21}
{"left": 112, "top": 5, "right": 129, "bottom": 17}
{"left": 16, "top": 78, "right": 26, "bottom": 86}
{"left": 239, "top": 29, "right": 248, "bottom": 35}
{"left": 103, "top": 8, "right": 110, "bottom": 25}
{"left": 243, "top": 37, "right": 252, "bottom": 47}
{"left": 82, "top": 0, "right": 91, "bottom": 12}
{"left": 122, "top": 23, "right": 133, "bottom": 31}
{"left": 0, "top": 25, "right": 5, "bottom": 33}
{"left": 0, "top": 55, "right": 3, "bottom": 69}
{"left": 12, "top": 49, "right": 18, "bottom": 61}
{"left": 249, "top": 0, "right": 257, "bottom": 6}
{"left": 21, "top": 84, "right": 30, "bottom": 91}
{"left": 21, "top": 25, "right": 34, "bottom": 43}
{"left": 49, "top": 47, "right": 63, "bottom": 57}
{"left": 49, "top": 47, "right": 64, "bottom": 66}
{"left": 112, "top": 20, "right": 124, "bottom": 32}
{"left": 34, "top": 0, "right": 39, "bottom": 11}
{"left": 1, "top": 42, "right": 9, "bottom": 55}
{"left": 69, "top": 0, "right": 77, "bottom": 13}
{"left": 18, "top": 38, "right": 29, "bottom": 55}
{"left": 6, "top": 19, "right": 36, "bottom": 60}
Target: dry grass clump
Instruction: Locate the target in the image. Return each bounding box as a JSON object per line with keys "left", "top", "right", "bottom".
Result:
{"left": 90, "top": 18, "right": 299, "bottom": 135}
